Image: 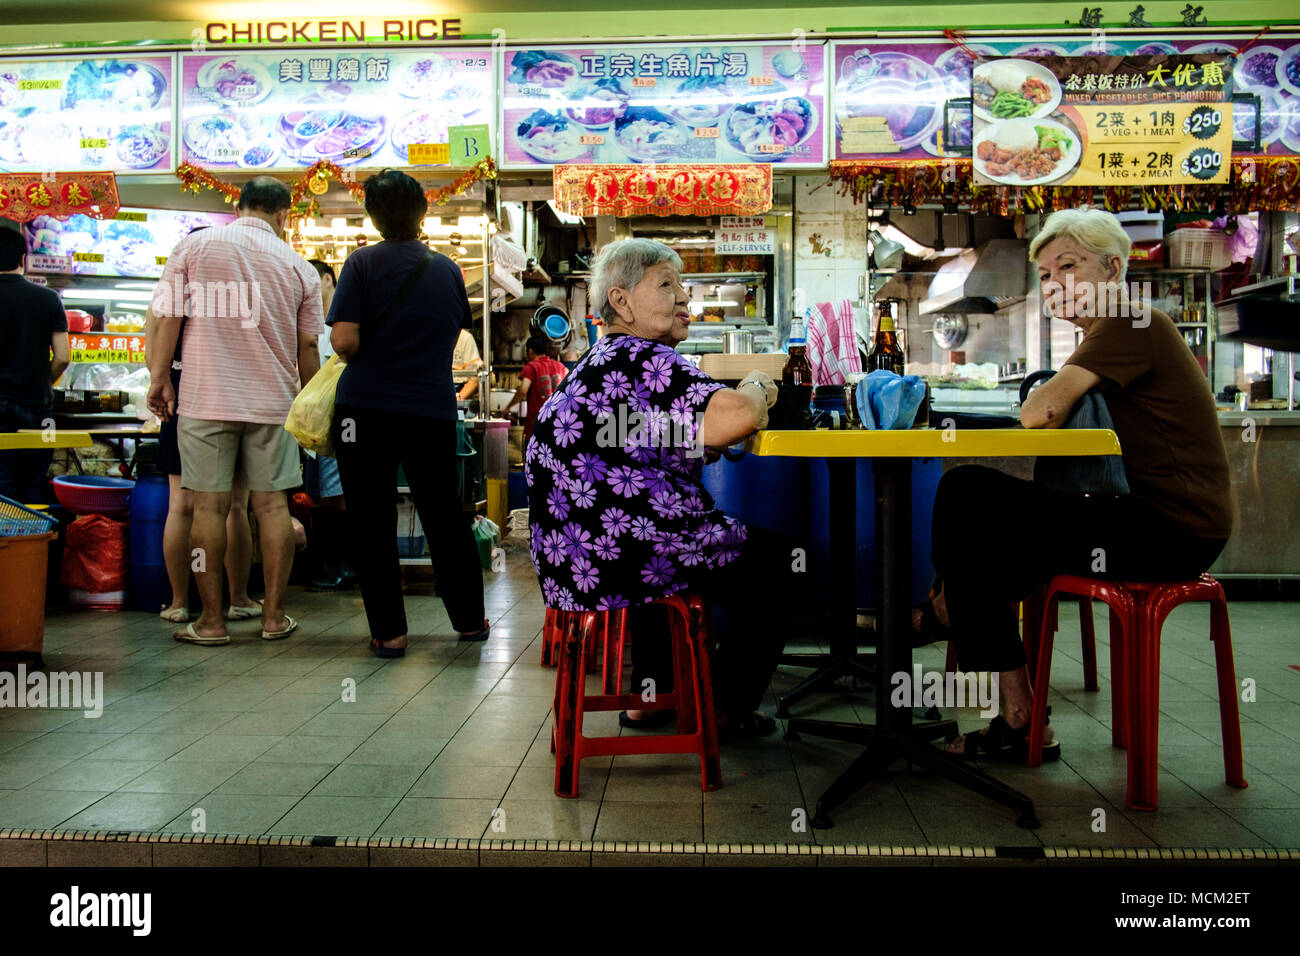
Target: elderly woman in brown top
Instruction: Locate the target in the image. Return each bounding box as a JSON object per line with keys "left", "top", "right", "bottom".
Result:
{"left": 915, "top": 208, "right": 1232, "bottom": 761}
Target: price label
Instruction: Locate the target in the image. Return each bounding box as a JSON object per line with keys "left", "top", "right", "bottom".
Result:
{"left": 407, "top": 143, "right": 450, "bottom": 165}
{"left": 632, "top": 77, "right": 657, "bottom": 87}
{"left": 694, "top": 126, "right": 720, "bottom": 138}
{"left": 18, "top": 79, "right": 61, "bottom": 90}
{"left": 1181, "top": 147, "right": 1223, "bottom": 180}
{"left": 155, "top": 256, "right": 168, "bottom": 265}
{"left": 749, "top": 76, "right": 775, "bottom": 86}
{"left": 1183, "top": 105, "right": 1224, "bottom": 140}
{"left": 758, "top": 143, "right": 787, "bottom": 153}
{"left": 114, "top": 211, "right": 147, "bottom": 221}
{"left": 79, "top": 138, "right": 108, "bottom": 149}
{"left": 72, "top": 252, "right": 104, "bottom": 263}
{"left": 579, "top": 134, "right": 606, "bottom": 145}
{"left": 342, "top": 146, "right": 372, "bottom": 159}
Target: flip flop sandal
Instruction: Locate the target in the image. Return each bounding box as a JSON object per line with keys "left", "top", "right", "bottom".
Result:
{"left": 173, "top": 622, "right": 230, "bottom": 646}
{"left": 949, "top": 710, "right": 1060, "bottom": 763}
{"left": 260, "top": 616, "right": 298, "bottom": 641}
{"left": 370, "top": 637, "right": 406, "bottom": 659}
{"left": 457, "top": 621, "right": 490, "bottom": 642}
{"left": 159, "top": 607, "right": 190, "bottom": 623}
{"left": 227, "top": 601, "right": 263, "bottom": 621}
{"left": 719, "top": 712, "right": 778, "bottom": 741}
{"left": 619, "top": 709, "right": 676, "bottom": 729}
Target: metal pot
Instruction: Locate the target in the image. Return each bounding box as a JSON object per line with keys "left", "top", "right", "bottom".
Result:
{"left": 722, "top": 330, "right": 754, "bottom": 353}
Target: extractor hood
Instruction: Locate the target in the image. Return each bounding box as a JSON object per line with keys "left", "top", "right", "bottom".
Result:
{"left": 919, "top": 239, "right": 1028, "bottom": 315}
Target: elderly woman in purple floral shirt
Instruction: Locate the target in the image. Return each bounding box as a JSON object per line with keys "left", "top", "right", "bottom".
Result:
{"left": 526, "top": 237, "right": 799, "bottom": 738}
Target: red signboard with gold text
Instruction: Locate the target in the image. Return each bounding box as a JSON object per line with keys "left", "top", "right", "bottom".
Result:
{"left": 552, "top": 163, "right": 772, "bottom": 217}
{"left": 0, "top": 173, "right": 120, "bottom": 223}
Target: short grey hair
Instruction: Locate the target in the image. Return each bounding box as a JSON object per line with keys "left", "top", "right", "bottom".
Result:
{"left": 589, "top": 238, "right": 683, "bottom": 323}
{"left": 1030, "top": 209, "right": 1132, "bottom": 283}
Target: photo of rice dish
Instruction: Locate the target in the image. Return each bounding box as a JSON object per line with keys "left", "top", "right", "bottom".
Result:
{"left": 726, "top": 94, "right": 815, "bottom": 157}
{"left": 114, "top": 125, "right": 169, "bottom": 168}
{"left": 972, "top": 60, "right": 1059, "bottom": 120}
{"left": 390, "top": 109, "right": 458, "bottom": 161}
{"left": 197, "top": 58, "right": 273, "bottom": 107}
{"left": 514, "top": 110, "right": 586, "bottom": 162}
{"left": 63, "top": 59, "right": 167, "bottom": 111}
{"left": 836, "top": 50, "right": 945, "bottom": 149}
{"left": 615, "top": 108, "right": 689, "bottom": 162}
{"left": 184, "top": 113, "right": 255, "bottom": 164}
{"left": 564, "top": 78, "right": 630, "bottom": 128}
{"left": 238, "top": 140, "right": 280, "bottom": 168}
{"left": 306, "top": 114, "right": 385, "bottom": 163}
{"left": 509, "top": 51, "right": 580, "bottom": 90}
{"left": 1237, "top": 46, "right": 1284, "bottom": 90}
{"left": 398, "top": 56, "right": 453, "bottom": 98}
{"left": 975, "top": 117, "right": 1079, "bottom": 185}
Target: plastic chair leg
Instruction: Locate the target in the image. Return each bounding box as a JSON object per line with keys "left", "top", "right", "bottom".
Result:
{"left": 1026, "top": 592, "right": 1059, "bottom": 768}
{"left": 1079, "top": 598, "right": 1099, "bottom": 692}
{"left": 1209, "top": 596, "right": 1247, "bottom": 789}
{"left": 1126, "top": 596, "right": 1162, "bottom": 811}
{"left": 552, "top": 613, "right": 588, "bottom": 798}
{"left": 1109, "top": 606, "right": 1129, "bottom": 749}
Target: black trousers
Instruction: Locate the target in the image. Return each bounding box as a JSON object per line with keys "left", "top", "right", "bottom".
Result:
{"left": 628, "top": 526, "right": 800, "bottom": 718}
{"left": 333, "top": 404, "right": 485, "bottom": 641}
{"left": 932, "top": 465, "right": 1228, "bottom": 673}
{"left": 0, "top": 399, "right": 54, "bottom": 504}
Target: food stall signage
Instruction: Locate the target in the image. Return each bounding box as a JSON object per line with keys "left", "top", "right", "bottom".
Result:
{"left": 202, "top": 19, "right": 464, "bottom": 45}
{"left": 0, "top": 56, "right": 174, "bottom": 174}
{"left": 553, "top": 163, "right": 773, "bottom": 217}
{"left": 407, "top": 142, "right": 450, "bottom": 165}
{"left": 24, "top": 206, "right": 234, "bottom": 278}
{"left": 972, "top": 54, "right": 1234, "bottom": 187}
{"left": 180, "top": 49, "right": 493, "bottom": 171}
{"left": 68, "top": 334, "right": 146, "bottom": 364}
{"left": 449, "top": 124, "right": 491, "bottom": 163}
{"left": 504, "top": 43, "right": 827, "bottom": 168}
{"left": 715, "top": 220, "right": 775, "bottom": 255}
{"left": 0, "top": 172, "right": 120, "bottom": 223}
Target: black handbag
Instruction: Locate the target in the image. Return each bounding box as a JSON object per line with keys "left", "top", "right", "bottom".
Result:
{"left": 1022, "top": 371, "right": 1130, "bottom": 496}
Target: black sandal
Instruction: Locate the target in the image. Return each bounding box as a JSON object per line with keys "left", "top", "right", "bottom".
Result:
{"left": 370, "top": 637, "right": 406, "bottom": 659}
{"left": 619, "top": 710, "right": 677, "bottom": 729}
{"left": 948, "top": 708, "right": 1060, "bottom": 763}
{"left": 718, "top": 712, "right": 778, "bottom": 741}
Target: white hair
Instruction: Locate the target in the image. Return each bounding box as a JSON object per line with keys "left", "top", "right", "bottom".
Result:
{"left": 589, "top": 238, "right": 683, "bottom": 323}
{"left": 1030, "top": 208, "right": 1132, "bottom": 282}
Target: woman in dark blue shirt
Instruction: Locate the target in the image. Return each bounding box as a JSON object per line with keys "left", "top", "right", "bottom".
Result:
{"left": 328, "top": 170, "right": 487, "bottom": 656}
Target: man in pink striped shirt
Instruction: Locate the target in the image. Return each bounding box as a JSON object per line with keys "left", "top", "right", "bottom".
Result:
{"left": 146, "top": 176, "right": 323, "bottom": 646}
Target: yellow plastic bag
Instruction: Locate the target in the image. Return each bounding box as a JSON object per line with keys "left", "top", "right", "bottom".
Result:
{"left": 284, "top": 354, "right": 345, "bottom": 457}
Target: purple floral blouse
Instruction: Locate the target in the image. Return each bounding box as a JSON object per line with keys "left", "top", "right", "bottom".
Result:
{"left": 526, "top": 334, "right": 748, "bottom": 611}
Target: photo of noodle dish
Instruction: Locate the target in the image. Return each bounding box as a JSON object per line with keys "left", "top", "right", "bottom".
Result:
{"left": 184, "top": 112, "right": 264, "bottom": 165}
{"left": 513, "top": 109, "right": 587, "bottom": 163}
{"left": 974, "top": 118, "right": 1080, "bottom": 186}
{"left": 114, "top": 124, "right": 169, "bottom": 168}
{"left": 104, "top": 220, "right": 160, "bottom": 277}
{"left": 62, "top": 60, "right": 168, "bottom": 112}
{"left": 664, "top": 74, "right": 733, "bottom": 127}
{"left": 725, "top": 92, "right": 816, "bottom": 158}
{"left": 563, "top": 78, "right": 630, "bottom": 128}
{"left": 614, "top": 107, "right": 690, "bottom": 162}
{"left": 389, "top": 108, "right": 457, "bottom": 162}
{"left": 972, "top": 59, "right": 1061, "bottom": 122}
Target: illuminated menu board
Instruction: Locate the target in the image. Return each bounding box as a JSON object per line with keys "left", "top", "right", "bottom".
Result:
{"left": 24, "top": 207, "right": 235, "bottom": 278}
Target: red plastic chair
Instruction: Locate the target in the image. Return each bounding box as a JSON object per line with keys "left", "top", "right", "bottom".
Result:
{"left": 550, "top": 593, "right": 721, "bottom": 798}
{"left": 1025, "top": 573, "right": 1247, "bottom": 811}
{"left": 540, "top": 607, "right": 600, "bottom": 675}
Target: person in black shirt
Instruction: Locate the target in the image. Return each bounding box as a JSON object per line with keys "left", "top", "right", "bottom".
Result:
{"left": 328, "top": 170, "right": 487, "bottom": 657}
{"left": 0, "top": 227, "right": 70, "bottom": 503}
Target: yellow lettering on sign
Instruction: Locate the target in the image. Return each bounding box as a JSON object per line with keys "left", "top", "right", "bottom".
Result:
{"left": 407, "top": 143, "right": 450, "bottom": 165}
{"left": 114, "top": 211, "right": 148, "bottom": 222}
{"left": 80, "top": 138, "right": 109, "bottom": 149}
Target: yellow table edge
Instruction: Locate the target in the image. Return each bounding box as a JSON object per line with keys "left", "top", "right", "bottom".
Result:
{"left": 0, "top": 430, "right": 95, "bottom": 451}
{"left": 749, "top": 428, "right": 1122, "bottom": 458}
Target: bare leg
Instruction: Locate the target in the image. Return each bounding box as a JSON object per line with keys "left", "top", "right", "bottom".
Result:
{"left": 225, "top": 477, "right": 253, "bottom": 608}
{"left": 944, "top": 665, "right": 1055, "bottom": 752}
{"left": 162, "top": 474, "right": 193, "bottom": 612}
{"left": 250, "top": 490, "right": 294, "bottom": 633}
{"left": 185, "top": 490, "right": 231, "bottom": 639}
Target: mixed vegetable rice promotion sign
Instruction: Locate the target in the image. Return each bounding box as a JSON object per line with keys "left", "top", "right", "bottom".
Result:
{"left": 501, "top": 44, "right": 827, "bottom": 168}
{"left": 179, "top": 50, "right": 493, "bottom": 170}
{"left": 0, "top": 57, "right": 174, "bottom": 173}
{"left": 971, "top": 54, "right": 1235, "bottom": 187}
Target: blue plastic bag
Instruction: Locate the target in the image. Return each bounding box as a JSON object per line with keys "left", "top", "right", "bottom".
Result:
{"left": 856, "top": 370, "right": 926, "bottom": 430}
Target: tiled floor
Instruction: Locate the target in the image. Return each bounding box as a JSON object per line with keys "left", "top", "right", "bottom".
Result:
{"left": 2, "top": 548, "right": 1299, "bottom": 852}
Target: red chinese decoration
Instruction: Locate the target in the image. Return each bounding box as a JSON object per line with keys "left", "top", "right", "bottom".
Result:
{"left": 829, "top": 157, "right": 1300, "bottom": 215}
{"left": 554, "top": 164, "right": 772, "bottom": 218}
{"left": 0, "top": 172, "right": 120, "bottom": 222}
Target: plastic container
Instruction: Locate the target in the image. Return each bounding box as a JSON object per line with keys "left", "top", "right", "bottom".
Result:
{"left": 0, "top": 496, "right": 58, "bottom": 537}
{"left": 0, "top": 531, "right": 57, "bottom": 660}
{"left": 1166, "top": 228, "right": 1230, "bottom": 271}
{"left": 483, "top": 420, "right": 509, "bottom": 480}
{"left": 507, "top": 470, "right": 529, "bottom": 511}
{"left": 129, "top": 472, "right": 171, "bottom": 613}
{"left": 67, "top": 587, "right": 129, "bottom": 611}
{"left": 702, "top": 452, "right": 808, "bottom": 537}
{"left": 808, "top": 458, "right": 943, "bottom": 608}
{"left": 52, "top": 475, "right": 135, "bottom": 516}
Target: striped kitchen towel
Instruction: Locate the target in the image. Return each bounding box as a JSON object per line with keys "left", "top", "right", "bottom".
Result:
{"left": 806, "top": 303, "right": 844, "bottom": 385}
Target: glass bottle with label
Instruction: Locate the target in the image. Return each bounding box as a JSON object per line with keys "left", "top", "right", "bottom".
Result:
{"left": 783, "top": 314, "right": 813, "bottom": 385}
{"left": 867, "top": 299, "right": 906, "bottom": 376}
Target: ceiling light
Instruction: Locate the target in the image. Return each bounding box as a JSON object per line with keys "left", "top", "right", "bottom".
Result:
{"left": 331, "top": 218, "right": 347, "bottom": 231}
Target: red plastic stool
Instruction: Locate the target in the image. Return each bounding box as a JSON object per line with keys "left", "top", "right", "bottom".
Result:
{"left": 551, "top": 593, "right": 721, "bottom": 798}
{"left": 1026, "top": 573, "right": 1247, "bottom": 811}
{"left": 540, "top": 607, "right": 600, "bottom": 675}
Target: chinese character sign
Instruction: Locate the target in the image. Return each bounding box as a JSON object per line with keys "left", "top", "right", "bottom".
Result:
{"left": 0, "top": 56, "right": 174, "bottom": 173}
{"left": 180, "top": 50, "right": 493, "bottom": 169}
{"left": 971, "top": 55, "right": 1234, "bottom": 187}
{"left": 503, "top": 43, "right": 826, "bottom": 167}
{"left": 0, "top": 172, "right": 120, "bottom": 223}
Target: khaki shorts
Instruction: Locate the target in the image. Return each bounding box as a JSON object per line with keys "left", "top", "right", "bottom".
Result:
{"left": 178, "top": 418, "right": 301, "bottom": 493}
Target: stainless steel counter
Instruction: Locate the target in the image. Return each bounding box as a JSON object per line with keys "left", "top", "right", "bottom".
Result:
{"left": 1212, "top": 417, "right": 1300, "bottom": 578}
{"left": 1217, "top": 411, "right": 1300, "bottom": 427}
